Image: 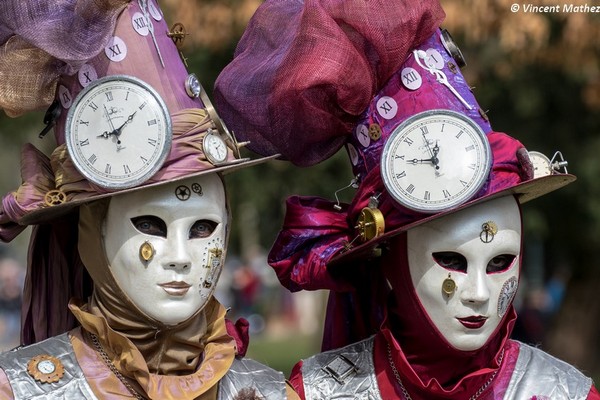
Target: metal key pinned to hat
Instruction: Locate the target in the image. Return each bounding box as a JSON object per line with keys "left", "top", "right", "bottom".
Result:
{"left": 413, "top": 50, "right": 472, "bottom": 110}
{"left": 138, "top": 0, "right": 165, "bottom": 68}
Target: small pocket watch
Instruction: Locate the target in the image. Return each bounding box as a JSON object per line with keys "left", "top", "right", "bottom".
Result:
{"left": 65, "top": 75, "right": 172, "bottom": 189}
{"left": 528, "top": 150, "right": 569, "bottom": 178}
{"left": 203, "top": 129, "right": 228, "bottom": 165}
{"left": 380, "top": 109, "right": 492, "bottom": 213}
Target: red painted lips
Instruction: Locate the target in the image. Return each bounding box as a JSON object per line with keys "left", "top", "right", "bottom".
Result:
{"left": 457, "top": 316, "right": 487, "bottom": 329}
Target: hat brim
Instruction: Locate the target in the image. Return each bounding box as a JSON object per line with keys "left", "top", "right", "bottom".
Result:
{"left": 328, "top": 173, "right": 576, "bottom": 268}
{"left": 20, "top": 155, "right": 278, "bottom": 226}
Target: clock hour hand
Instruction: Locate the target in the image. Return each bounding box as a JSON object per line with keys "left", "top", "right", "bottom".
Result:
{"left": 407, "top": 158, "right": 434, "bottom": 165}
{"left": 97, "top": 131, "right": 112, "bottom": 139}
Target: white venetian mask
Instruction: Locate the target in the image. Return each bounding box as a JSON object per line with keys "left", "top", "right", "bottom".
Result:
{"left": 103, "top": 174, "right": 228, "bottom": 326}
{"left": 407, "top": 196, "right": 521, "bottom": 351}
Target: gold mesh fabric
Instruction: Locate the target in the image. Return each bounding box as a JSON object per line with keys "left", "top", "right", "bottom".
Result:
{"left": 0, "top": 37, "right": 58, "bottom": 117}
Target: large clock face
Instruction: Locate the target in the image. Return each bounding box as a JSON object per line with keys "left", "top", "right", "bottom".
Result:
{"left": 65, "top": 75, "right": 172, "bottom": 189}
{"left": 381, "top": 110, "right": 492, "bottom": 213}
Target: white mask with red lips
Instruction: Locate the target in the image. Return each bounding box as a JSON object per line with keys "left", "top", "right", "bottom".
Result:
{"left": 103, "top": 174, "right": 228, "bottom": 326}
{"left": 407, "top": 196, "right": 521, "bottom": 351}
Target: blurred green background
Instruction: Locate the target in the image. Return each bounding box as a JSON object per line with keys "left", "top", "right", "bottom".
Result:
{"left": 0, "top": 0, "right": 599, "bottom": 380}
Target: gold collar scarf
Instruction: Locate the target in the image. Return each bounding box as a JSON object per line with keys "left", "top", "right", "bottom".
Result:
{"left": 74, "top": 200, "right": 235, "bottom": 398}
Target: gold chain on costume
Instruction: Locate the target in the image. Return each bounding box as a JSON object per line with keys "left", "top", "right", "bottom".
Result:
{"left": 386, "top": 343, "right": 505, "bottom": 400}
{"left": 89, "top": 333, "right": 146, "bottom": 400}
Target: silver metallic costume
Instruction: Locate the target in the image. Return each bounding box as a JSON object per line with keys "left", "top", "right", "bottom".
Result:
{"left": 300, "top": 336, "right": 592, "bottom": 400}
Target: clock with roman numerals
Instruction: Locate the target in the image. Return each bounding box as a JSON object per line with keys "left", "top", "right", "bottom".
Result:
{"left": 65, "top": 75, "right": 172, "bottom": 189}
{"left": 380, "top": 109, "right": 491, "bottom": 213}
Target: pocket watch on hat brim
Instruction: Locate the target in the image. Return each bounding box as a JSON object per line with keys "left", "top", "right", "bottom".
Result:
{"left": 328, "top": 172, "right": 576, "bottom": 268}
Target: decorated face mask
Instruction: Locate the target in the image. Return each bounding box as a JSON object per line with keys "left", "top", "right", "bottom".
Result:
{"left": 406, "top": 196, "right": 521, "bottom": 351}
{"left": 103, "top": 174, "right": 228, "bottom": 326}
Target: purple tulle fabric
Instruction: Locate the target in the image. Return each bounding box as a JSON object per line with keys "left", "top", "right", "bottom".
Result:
{"left": 214, "top": 0, "right": 445, "bottom": 166}
{"left": 0, "top": 0, "right": 126, "bottom": 64}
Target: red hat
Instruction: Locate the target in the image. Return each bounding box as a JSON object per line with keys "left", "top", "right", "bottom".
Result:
{"left": 215, "top": 0, "right": 574, "bottom": 293}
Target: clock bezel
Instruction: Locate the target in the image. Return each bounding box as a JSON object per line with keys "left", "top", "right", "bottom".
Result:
{"left": 380, "top": 109, "right": 492, "bottom": 213}
{"left": 65, "top": 74, "right": 172, "bottom": 190}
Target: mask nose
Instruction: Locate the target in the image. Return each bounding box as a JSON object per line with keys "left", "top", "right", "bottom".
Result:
{"left": 460, "top": 267, "right": 490, "bottom": 304}
{"left": 162, "top": 230, "right": 192, "bottom": 271}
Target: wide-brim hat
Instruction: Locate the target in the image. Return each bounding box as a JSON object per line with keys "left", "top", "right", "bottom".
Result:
{"left": 328, "top": 172, "right": 574, "bottom": 268}
{"left": 214, "top": 0, "right": 575, "bottom": 292}
{"left": 0, "top": 0, "right": 274, "bottom": 241}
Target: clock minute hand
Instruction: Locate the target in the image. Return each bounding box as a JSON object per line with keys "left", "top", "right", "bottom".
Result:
{"left": 431, "top": 142, "right": 440, "bottom": 169}
{"left": 422, "top": 133, "right": 434, "bottom": 158}
{"left": 96, "top": 111, "right": 137, "bottom": 141}
{"left": 113, "top": 111, "right": 137, "bottom": 137}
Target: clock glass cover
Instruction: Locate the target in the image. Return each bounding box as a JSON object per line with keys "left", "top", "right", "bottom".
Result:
{"left": 65, "top": 75, "right": 172, "bottom": 189}
{"left": 381, "top": 110, "right": 492, "bottom": 213}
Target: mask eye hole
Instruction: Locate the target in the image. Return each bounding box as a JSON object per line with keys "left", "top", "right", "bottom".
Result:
{"left": 432, "top": 252, "right": 467, "bottom": 272}
{"left": 486, "top": 254, "right": 517, "bottom": 273}
{"left": 189, "top": 220, "right": 218, "bottom": 239}
{"left": 131, "top": 216, "right": 167, "bottom": 237}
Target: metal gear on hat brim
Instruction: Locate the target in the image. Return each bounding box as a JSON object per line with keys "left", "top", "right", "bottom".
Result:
{"left": 19, "top": 154, "right": 278, "bottom": 226}
{"left": 328, "top": 172, "right": 575, "bottom": 268}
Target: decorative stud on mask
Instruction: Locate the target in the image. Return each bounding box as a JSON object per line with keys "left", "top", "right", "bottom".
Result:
{"left": 442, "top": 273, "right": 456, "bottom": 297}
{"left": 139, "top": 241, "right": 155, "bottom": 263}
{"left": 480, "top": 221, "right": 498, "bottom": 243}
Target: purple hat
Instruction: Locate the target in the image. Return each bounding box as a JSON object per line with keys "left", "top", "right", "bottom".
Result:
{"left": 0, "top": 0, "right": 273, "bottom": 238}
{"left": 215, "top": 0, "right": 574, "bottom": 292}
{"left": 0, "top": 0, "right": 273, "bottom": 343}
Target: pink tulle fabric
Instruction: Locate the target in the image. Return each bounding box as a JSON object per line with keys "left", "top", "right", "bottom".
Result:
{"left": 214, "top": 0, "right": 445, "bottom": 166}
